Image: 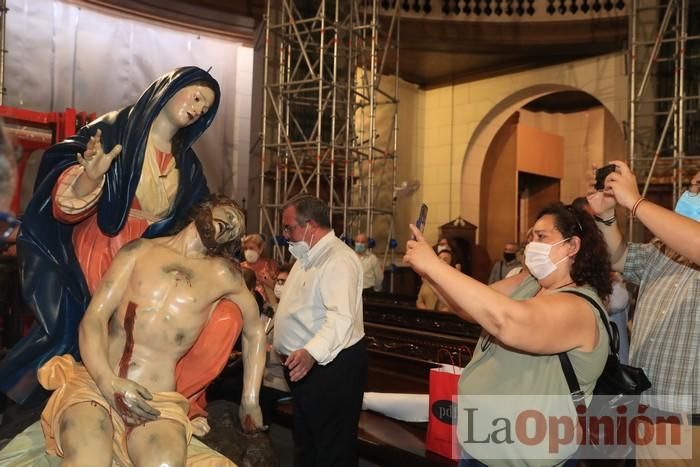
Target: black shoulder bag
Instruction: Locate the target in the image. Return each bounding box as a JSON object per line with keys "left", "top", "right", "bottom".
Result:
{"left": 558, "top": 290, "right": 651, "bottom": 457}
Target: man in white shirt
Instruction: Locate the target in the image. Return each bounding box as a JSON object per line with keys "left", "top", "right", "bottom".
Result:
{"left": 274, "top": 194, "right": 367, "bottom": 467}
{"left": 354, "top": 232, "right": 384, "bottom": 292}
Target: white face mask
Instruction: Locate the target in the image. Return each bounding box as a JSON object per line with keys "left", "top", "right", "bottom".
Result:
{"left": 274, "top": 283, "right": 284, "bottom": 299}
{"left": 288, "top": 224, "right": 311, "bottom": 263}
{"left": 244, "top": 249, "right": 260, "bottom": 263}
{"left": 524, "top": 237, "right": 571, "bottom": 280}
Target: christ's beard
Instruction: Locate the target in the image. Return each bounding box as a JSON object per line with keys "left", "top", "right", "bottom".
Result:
{"left": 193, "top": 208, "right": 220, "bottom": 254}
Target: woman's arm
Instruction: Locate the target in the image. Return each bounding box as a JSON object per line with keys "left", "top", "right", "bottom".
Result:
{"left": 489, "top": 271, "right": 530, "bottom": 297}
{"left": 405, "top": 226, "right": 598, "bottom": 354}
{"left": 604, "top": 161, "right": 700, "bottom": 264}
{"left": 586, "top": 190, "right": 628, "bottom": 272}
{"left": 632, "top": 201, "right": 700, "bottom": 263}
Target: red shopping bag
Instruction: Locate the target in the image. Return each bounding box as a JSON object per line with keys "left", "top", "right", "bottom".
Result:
{"left": 425, "top": 349, "right": 469, "bottom": 459}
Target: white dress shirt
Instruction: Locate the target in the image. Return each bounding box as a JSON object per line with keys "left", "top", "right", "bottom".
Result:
{"left": 273, "top": 231, "right": 365, "bottom": 365}
{"left": 358, "top": 252, "right": 383, "bottom": 291}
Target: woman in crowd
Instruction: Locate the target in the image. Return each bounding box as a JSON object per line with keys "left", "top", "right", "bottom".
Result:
{"left": 241, "top": 233, "right": 279, "bottom": 302}
{"left": 405, "top": 202, "right": 612, "bottom": 466}
{"left": 608, "top": 272, "right": 630, "bottom": 364}
{"left": 416, "top": 248, "right": 454, "bottom": 312}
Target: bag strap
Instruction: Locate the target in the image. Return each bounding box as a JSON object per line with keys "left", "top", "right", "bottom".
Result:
{"left": 558, "top": 353, "right": 586, "bottom": 406}
{"left": 556, "top": 290, "right": 613, "bottom": 407}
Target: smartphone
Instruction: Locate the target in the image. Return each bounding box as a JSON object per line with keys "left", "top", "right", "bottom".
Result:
{"left": 595, "top": 164, "right": 616, "bottom": 191}
{"left": 413, "top": 203, "right": 428, "bottom": 239}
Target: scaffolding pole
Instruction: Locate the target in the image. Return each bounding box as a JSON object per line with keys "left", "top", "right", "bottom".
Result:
{"left": 259, "top": 0, "right": 400, "bottom": 264}
{"left": 0, "top": 0, "right": 7, "bottom": 104}
{"left": 628, "top": 0, "right": 700, "bottom": 241}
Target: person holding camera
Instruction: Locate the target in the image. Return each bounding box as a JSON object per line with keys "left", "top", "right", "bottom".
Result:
{"left": 405, "top": 202, "right": 611, "bottom": 465}
{"left": 587, "top": 161, "right": 700, "bottom": 466}
{"left": 593, "top": 161, "right": 700, "bottom": 265}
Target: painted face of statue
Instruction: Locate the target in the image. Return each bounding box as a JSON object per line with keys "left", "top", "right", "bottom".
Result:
{"left": 210, "top": 204, "right": 244, "bottom": 245}
{"left": 163, "top": 84, "right": 215, "bottom": 129}
{"left": 193, "top": 200, "right": 245, "bottom": 256}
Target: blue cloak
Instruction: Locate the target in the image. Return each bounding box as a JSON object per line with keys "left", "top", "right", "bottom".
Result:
{"left": 0, "top": 67, "right": 221, "bottom": 405}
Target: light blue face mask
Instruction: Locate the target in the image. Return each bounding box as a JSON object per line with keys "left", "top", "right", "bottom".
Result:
{"left": 674, "top": 191, "right": 700, "bottom": 222}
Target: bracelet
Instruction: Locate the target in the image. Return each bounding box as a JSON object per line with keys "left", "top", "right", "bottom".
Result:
{"left": 631, "top": 197, "right": 647, "bottom": 218}
{"left": 594, "top": 215, "right": 616, "bottom": 226}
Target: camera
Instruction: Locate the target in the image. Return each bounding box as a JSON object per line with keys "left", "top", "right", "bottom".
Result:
{"left": 595, "top": 164, "right": 616, "bottom": 191}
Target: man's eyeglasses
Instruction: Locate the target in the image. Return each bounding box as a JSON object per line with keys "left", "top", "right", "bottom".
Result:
{"left": 0, "top": 212, "right": 20, "bottom": 244}
{"left": 282, "top": 222, "right": 303, "bottom": 234}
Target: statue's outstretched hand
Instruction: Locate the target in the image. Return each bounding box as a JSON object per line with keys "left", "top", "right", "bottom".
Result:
{"left": 191, "top": 416, "right": 211, "bottom": 437}
{"left": 239, "top": 402, "right": 266, "bottom": 433}
{"left": 100, "top": 376, "right": 160, "bottom": 426}
{"left": 77, "top": 129, "right": 122, "bottom": 181}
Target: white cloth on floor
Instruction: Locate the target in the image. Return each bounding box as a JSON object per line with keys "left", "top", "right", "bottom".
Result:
{"left": 361, "top": 392, "right": 429, "bottom": 422}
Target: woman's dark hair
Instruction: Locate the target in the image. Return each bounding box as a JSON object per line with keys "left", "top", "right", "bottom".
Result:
{"left": 537, "top": 202, "right": 612, "bottom": 301}
{"left": 277, "top": 262, "right": 293, "bottom": 276}
{"left": 438, "top": 249, "right": 455, "bottom": 267}
{"left": 242, "top": 268, "right": 257, "bottom": 292}
{"left": 171, "top": 79, "right": 217, "bottom": 164}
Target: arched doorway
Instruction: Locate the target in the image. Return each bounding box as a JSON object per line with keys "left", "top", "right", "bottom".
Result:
{"left": 468, "top": 89, "right": 625, "bottom": 276}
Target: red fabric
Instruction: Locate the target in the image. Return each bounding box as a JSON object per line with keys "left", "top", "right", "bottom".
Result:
{"left": 155, "top": 150, "right": 173, "bottom": 175}
{"left": 176, "top": 300, "right": 243, "bottom": 418}
{"left": 241, "top": 258, "right": 278, "bottom": 301}
{"left": 71, "top": 207, "right": 148, "bottom": 294}
{"left": 51, "top": 169, "right": 97, "bottom": 224}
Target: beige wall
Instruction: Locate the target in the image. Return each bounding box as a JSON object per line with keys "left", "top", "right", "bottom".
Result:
{"left": 519, "top": 107, "right": 604, "bottom": 203}
{"left": 398, "top": 51, "right": 627, "bottom": 247}
{"left": 516, "top": 123, "right": 564, "bottom": 179}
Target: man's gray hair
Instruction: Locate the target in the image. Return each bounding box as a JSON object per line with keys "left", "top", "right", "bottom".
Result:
{"left": 283, "top": 194, "right": 331, "bottom": 228}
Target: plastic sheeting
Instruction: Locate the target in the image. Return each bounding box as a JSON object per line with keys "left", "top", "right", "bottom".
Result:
{"left": 4, "top": 0, "right": 252, "bottom": 198}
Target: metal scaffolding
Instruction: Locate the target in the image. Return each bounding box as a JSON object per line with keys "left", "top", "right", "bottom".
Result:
{"left": 0, "top": 0, "right": 7, "bottom": 104}
{"left": 628, "top": 0, "right": 700, "bottom": 239}
{"left": 258, "top": 0, "right": 400, "bottom": 259}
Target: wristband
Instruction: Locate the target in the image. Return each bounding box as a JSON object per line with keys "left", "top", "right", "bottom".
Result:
{"left": 631, "top": 197, "right": 647, "bottom": 218}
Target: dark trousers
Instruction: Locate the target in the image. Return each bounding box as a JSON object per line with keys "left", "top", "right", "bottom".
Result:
{"left": 284, "top": 338, "right": 367, "bottom": 467}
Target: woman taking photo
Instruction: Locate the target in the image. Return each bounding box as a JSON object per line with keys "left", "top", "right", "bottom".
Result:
{"left": 405, "top": 203, "right": 612, "bottom": 466}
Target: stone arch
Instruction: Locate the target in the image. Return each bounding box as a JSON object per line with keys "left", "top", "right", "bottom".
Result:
{"left": 460, "top": 83, "right": 625, "bottom": 236}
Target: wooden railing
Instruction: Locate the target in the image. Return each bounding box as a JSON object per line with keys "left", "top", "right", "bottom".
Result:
{"left": 377, "top": 0, "right": 626, "bottom": 21}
